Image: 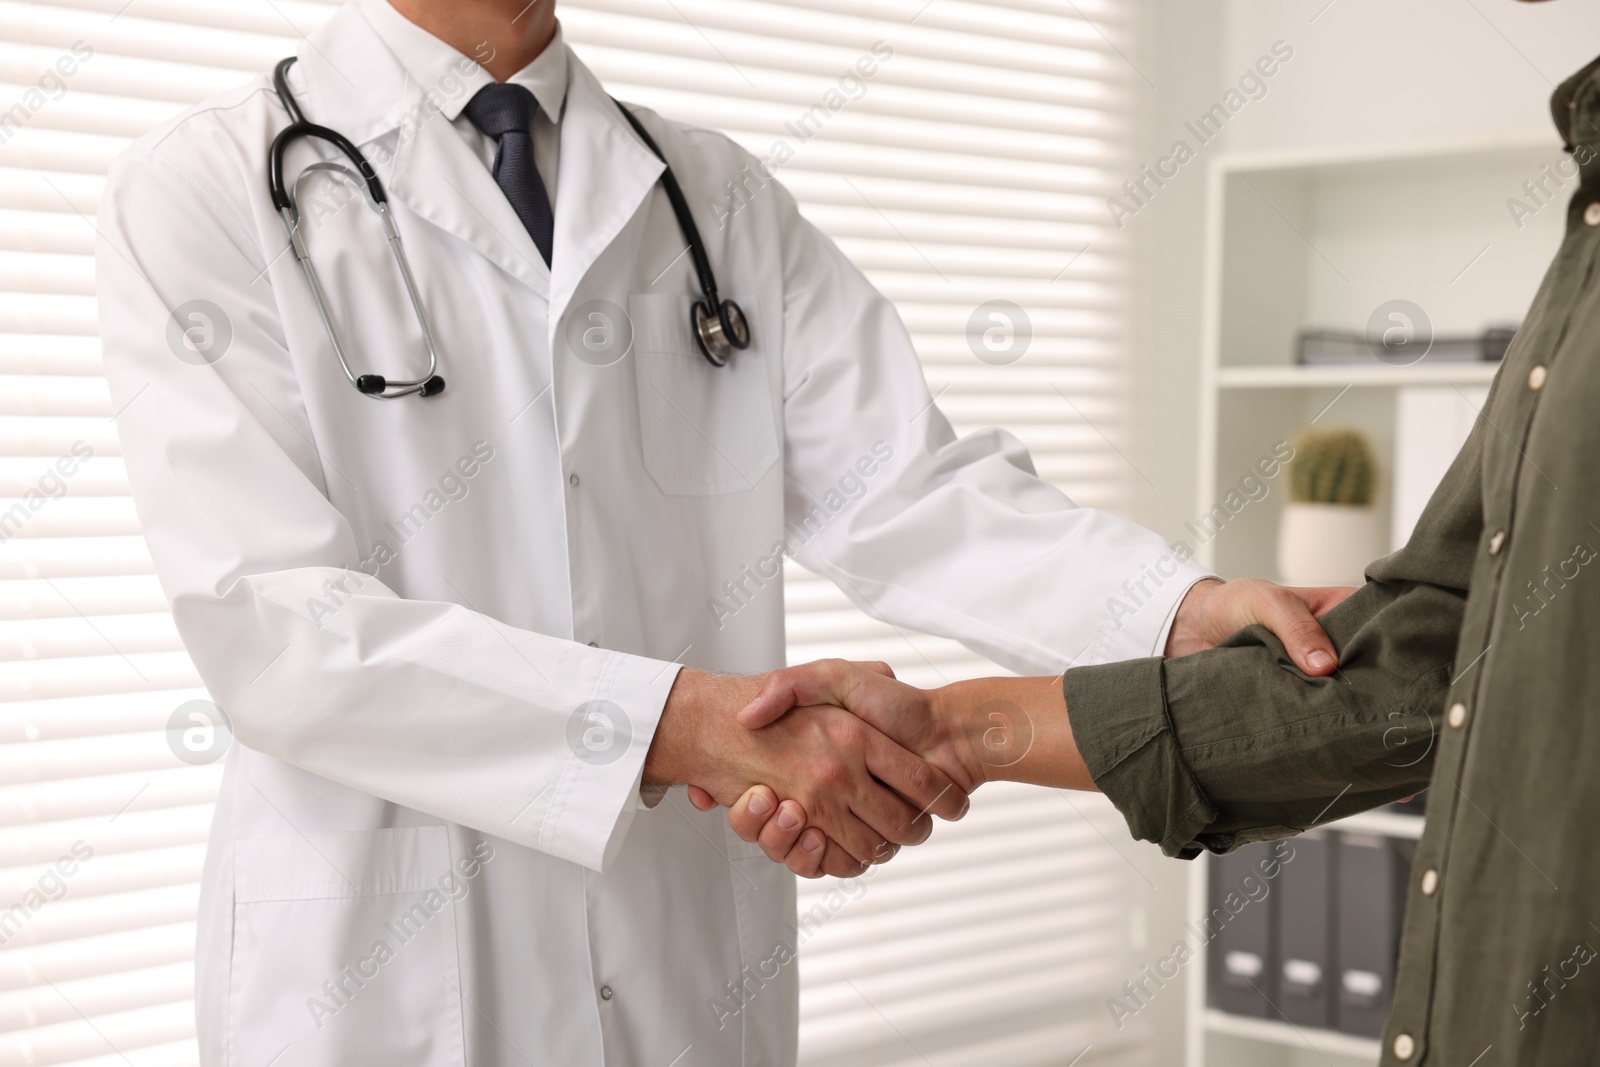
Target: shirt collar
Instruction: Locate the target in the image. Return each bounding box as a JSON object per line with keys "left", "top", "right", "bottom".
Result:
{"left": 1552, "top": 53, "right": 1600, "bottom": 152}
{"left": 357, "top": 0, "right": 569, "bottom": 124}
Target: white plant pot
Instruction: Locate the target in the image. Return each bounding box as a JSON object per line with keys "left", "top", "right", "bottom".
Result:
{"left": 1278, "top": 503, "right": 1383, "bottom": 587}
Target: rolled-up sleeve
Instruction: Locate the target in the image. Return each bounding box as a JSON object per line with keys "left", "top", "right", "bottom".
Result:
{"left": 1065, "top": 396, "right": 1491, "bottom": 857}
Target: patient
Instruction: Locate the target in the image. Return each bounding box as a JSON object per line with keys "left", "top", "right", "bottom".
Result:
{"left": 707, "top": 49, "right": 1600, "bottom": 1066}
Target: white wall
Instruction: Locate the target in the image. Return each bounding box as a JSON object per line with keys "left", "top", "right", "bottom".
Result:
{"left": 1221, "top": 0, "right": 1600, "bottom": 155}
{"left": 1124, "top": 0, "right": 1228, "bottom": 542}
{"left": 1117, "top": 9, "right": 1229, "bottom": 1063}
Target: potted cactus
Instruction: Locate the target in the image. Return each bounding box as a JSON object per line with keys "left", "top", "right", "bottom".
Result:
{"left": 1278, "top": 426, "right": 1383, "bottom": 586}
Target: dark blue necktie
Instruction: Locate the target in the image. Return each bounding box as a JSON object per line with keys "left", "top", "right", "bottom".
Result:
{"left": 463, "top": 83, "right": 554, "bottom": 267}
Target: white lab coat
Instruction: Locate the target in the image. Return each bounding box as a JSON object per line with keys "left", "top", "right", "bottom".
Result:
{"left": 94, "top": 7, "right": 1209, "bottom": 1066}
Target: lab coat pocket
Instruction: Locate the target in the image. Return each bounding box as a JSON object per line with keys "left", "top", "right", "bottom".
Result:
{"left": 629, "top": 292, "right": 779, "bottom": 495}
{"left": 229, "top": 825, "right": 465, "bottom": 1067}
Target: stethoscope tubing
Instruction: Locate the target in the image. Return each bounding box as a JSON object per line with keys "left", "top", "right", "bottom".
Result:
{"left": 272, "top": 57, "right": 444, "bottom": 398}
{"left": 610, "top": 101, "right": 750, "bottom": 365}
{"left": 268, "top": 54, "right": 749, "bottom": 399}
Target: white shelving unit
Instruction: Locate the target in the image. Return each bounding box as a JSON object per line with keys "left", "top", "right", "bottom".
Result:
{"left": 1192, "top": 134, "right": 1566, "bottom": 583}
{"left": 1183, "top": 134, "right": 1568, "bottom": 1067}
{"left": 1218, "top": 363, "right": 1501, "bottom": 389}
{"left": 1204, "top": 1010, "right": 1381, "bottom": 1061}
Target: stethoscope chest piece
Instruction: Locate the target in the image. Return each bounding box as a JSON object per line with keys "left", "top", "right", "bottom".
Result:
{"left": 610, "top": 97, "right": 753, "bottom": 369}
{"left": 692, "top": 298, "right": 750, "bottom": 368}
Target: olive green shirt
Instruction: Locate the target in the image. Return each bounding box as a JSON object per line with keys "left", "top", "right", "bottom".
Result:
{"left": 1064, "top": 58, "right": 1600, "bottom": 1067}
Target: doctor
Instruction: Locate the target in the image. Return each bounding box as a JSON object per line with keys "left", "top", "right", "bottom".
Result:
{"left": 96, "top": 1, "right": 1342, "bottom": 1064}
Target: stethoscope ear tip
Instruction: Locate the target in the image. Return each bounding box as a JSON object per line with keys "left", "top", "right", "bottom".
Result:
{"left": 352, "top": 373, "right": 444, "bottom": 397}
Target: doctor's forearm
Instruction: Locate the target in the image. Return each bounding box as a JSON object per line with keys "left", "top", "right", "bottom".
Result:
{"left": 642, "top": 668, "right": 761, "bottom": 789}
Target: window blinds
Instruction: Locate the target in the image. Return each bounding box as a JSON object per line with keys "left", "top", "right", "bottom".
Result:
{"left": 0, "top": 2, "right": 1148, "bottom": 1065}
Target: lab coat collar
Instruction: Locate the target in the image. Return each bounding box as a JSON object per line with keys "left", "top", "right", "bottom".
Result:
{"left": 294, "top": 7, "right": 549, "bottom": 293}
{"left": 293, "top": 5, "right": 663, "bottom": 309}
{"left": 289, "top": 6, "right": 409, "bottom": 147}
{"left": 545, "top": 56, "right": 666, "bottom": 324}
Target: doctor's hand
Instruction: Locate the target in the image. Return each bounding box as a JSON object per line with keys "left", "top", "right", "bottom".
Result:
{"left": 645, "top": 668, "right": 969, "bottom": 879}
{"left": 1167, "top": 577, "right": 1353, "bottom": 674}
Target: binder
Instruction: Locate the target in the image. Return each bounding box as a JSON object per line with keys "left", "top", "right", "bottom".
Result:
{"left": 1276, "top": 830, "right": 1334, "bottom": 1028}
{"left": 1298, "top": 326, "right": 1515, "bottom": 366}
{"left": 1207, "top": 842, "right": 1278, "bottom": 1018}
{"left": 1335, "top": 833, "right": 1415, "bottom": 1037}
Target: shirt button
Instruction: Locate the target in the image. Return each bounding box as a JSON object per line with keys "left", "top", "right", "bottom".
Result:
{"left": 1393, "top": 1032, "right": 1417, "bottom": 1061}
{"left": 1420, "top": 868, "right": 1439, "bottom": 896}
{"left": 1487, "top": 530, "right": 1505, "bottom": 556}
{"left": 600, "top": 985, "right": 614, "bottom": 1001}
{"left": 1586, "top": 202, "right": 1600, "bottom": 226}
{"left": 569, "top": 473, "right": 580, "bottom": 487}
{"left": 1528, "top": 364, "right": 1548, "bottom": 391}
{"left": 1448, "top": 702, "right": 1467, "bottom": 729}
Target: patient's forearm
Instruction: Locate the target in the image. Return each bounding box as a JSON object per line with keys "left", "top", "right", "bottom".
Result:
{"left": 929, "top": 676, "right": 1098, "bottom": 792}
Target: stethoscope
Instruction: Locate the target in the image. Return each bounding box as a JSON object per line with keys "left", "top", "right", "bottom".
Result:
{"left": 268, "top": 56, "right": 751, "bottom": 400}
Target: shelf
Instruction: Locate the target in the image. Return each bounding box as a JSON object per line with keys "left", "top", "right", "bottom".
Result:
{"left": 1218, "top": 363, "right": 1501, "bottom": 389}
{"left": 1210, "top": 134, "right": 1556, "bottom": 182}
{"left": 1205, "top": 1010, "right": 1381, "bottom": 1061}
{"left": 1326, "top": 809, "right": 1425, "bottom": 840}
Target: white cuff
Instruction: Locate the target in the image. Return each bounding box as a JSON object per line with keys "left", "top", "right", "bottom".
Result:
{"left": 1090, "top": 556, "right": 1216, "bottom": 665}
{"left": 539, "top": 655, "right": 683, "bottom": 873}
{"left": 1150, "top": 575, "right": 1221, "bottom": 657}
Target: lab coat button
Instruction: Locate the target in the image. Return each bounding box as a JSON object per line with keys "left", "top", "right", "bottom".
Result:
{"left": 1528, "top": 364, "right": 1548, "bottom": 391}
{"left": 1487, "top": 530, "right": 1505, "bottom": 556}
{"left": 1448, "top": 703, "right": 1467, "bottom": 729}
{"left": 569, "top": 473, "right": 580, "bottom": 487}
{"left": 600, "top": 985, "right": 614, "bottom": 1000}
{"left": 1393, "top": 1032, "right": 1416, "bottom": 1060}
{"left": 1585, "top": 202, "right": 1600, "bottom": 226}
{"left": 1420, "top": 868, "right": 1439, "bottom": 896}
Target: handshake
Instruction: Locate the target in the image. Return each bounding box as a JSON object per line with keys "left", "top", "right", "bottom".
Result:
{"left": 644, "top": 659, "right": 1045, "bottom": 880}
{"left": 643, "top": 578, "right": 1351, "bottom": 879}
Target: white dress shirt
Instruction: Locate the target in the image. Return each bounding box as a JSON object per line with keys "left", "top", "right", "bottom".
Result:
{"left": 359, "top": 0, "right": 566, "bottom": 206}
